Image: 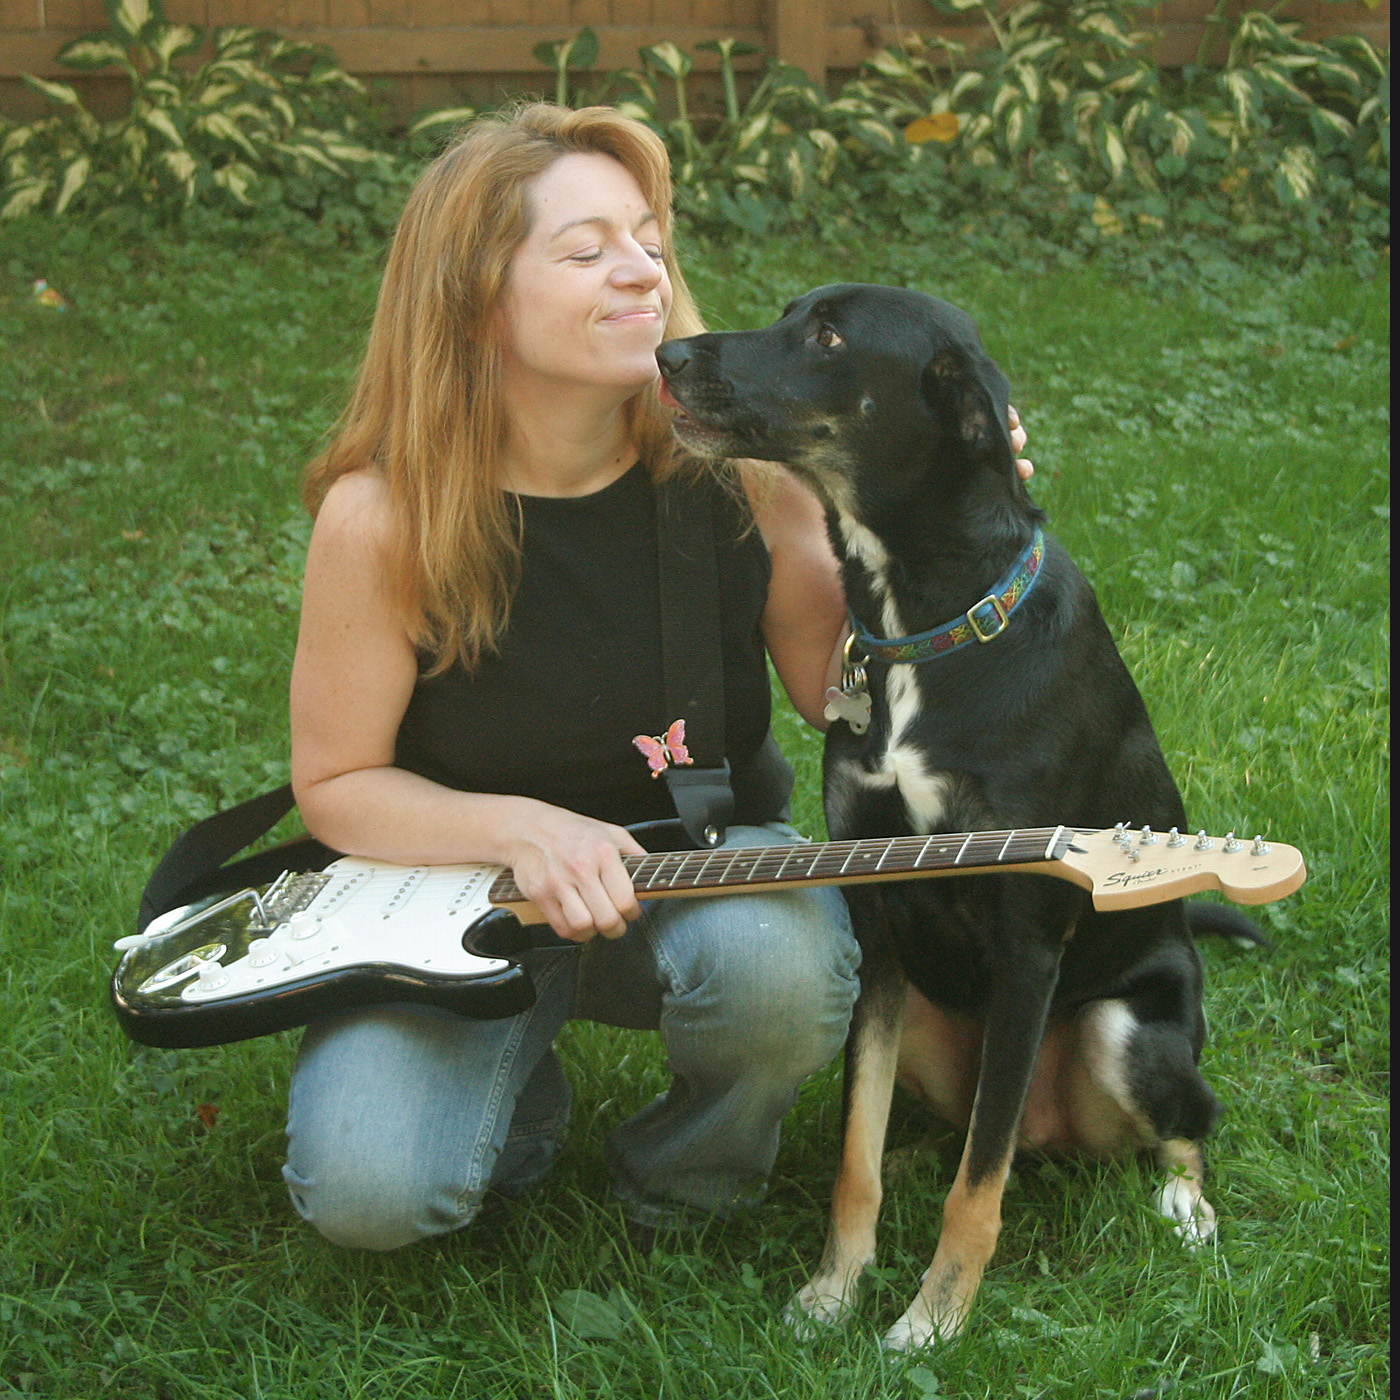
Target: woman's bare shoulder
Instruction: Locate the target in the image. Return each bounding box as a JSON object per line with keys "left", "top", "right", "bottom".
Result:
{"left": 310, "top": 470, "right": 395, "bottom": 560}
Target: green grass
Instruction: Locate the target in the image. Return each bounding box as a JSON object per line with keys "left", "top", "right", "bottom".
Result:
{"left": 0, "top": 218, "right": 1388, "bottom": 1400}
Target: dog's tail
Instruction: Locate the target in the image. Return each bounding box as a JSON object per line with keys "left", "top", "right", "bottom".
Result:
{"left": 1186, "top": 901, "right": 1273, "bottom": 951}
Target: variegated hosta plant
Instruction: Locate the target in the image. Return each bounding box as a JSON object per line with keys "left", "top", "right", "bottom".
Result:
{"left": 1189, "top": 10, "right": 1389, "bottom": 227}
{"left": 0, "top": 0, "right": 390, "bottom": 220}
{"left": 605, "top": 39, "right": 904, "bottom": 235}
{"left": 852, "top": 0, "right": 1388, "bottom": 240}
{"left": 862, "top": 2, "right": 1174, "bottom": 201}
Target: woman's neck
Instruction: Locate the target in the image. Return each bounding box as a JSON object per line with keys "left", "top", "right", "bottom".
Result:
{"left": 498, "top": 371, "right": 642, "bottom": 499}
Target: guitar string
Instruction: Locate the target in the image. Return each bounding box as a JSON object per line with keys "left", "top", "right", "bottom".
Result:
{"left": 488, "top": 827, "right": 1076, "bottom": 903}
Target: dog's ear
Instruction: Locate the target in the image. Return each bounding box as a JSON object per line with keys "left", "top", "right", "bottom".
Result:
{"left": 920, "top": 345, "right": 1014, "bottom": 465}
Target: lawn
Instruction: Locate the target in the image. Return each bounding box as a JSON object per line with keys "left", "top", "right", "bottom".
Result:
{"left": 0, "top": 217, "right": 1389, "bottom": 1399}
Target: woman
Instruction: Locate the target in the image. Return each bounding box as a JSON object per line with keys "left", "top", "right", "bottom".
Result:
{"left": 284, "top": 104, "right": 1031, "bottom": 1249}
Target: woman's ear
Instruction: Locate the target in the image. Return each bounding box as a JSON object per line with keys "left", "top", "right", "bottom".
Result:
{"left": 919, "top": 345, "right": 1014, "bottom": 464}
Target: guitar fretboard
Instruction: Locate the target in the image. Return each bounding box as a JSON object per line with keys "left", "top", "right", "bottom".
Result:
{"left": 488, "top": 826, "right": 1077, "bottom": 906}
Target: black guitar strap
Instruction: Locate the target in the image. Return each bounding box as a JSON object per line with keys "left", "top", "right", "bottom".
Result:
{"left": 135, "top": 785, "right": 332, "bottom": 935}
{"left": 655, "top": 474, "right": 734, "bottom": 849}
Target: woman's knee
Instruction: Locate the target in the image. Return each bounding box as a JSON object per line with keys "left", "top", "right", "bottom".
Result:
{"left": 657, "top": 887, "right": 859, "bottom": 1074}
{"left": 283, "top": 1157, "right": 482, "bottom": 1252}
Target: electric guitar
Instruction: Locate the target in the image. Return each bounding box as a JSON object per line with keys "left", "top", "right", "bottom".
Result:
{"left": 110, "top": 824, "right": 1305, "bottom": 1049}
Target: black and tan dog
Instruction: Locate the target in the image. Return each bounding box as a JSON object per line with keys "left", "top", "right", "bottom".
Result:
{"left": 656, "top": 285, "right": 1259, "bottom": 1350}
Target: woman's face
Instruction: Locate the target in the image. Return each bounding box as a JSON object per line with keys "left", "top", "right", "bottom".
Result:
{"left": 498, "top": 152, "right": 673, "bottom": 398}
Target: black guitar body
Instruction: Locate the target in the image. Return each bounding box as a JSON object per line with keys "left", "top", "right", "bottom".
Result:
{"left": 111, "top": 895, "right": 537, "bottom": 1049}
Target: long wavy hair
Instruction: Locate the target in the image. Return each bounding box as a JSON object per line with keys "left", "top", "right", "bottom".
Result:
{"left": 303, "top": 103, "right": 712, "bottom": 675}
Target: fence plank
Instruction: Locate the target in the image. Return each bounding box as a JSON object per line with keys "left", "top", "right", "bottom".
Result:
{"left": 0, "top": 0, "right": 1387, "bottom": 85}
{"left": 769, "top": 0, "right": 826, "bottom": 82}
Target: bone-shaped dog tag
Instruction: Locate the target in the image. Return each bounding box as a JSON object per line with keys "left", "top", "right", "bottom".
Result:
{"left": 824, "top": 685, "right": 872, "bottom": 735}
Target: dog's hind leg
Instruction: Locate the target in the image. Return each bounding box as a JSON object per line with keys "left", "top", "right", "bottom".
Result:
{"left": 1075, "top": 998, "right": 1221, "bottom": 1247}
{"left": 789, "top": 959, "right": 906, "bottom": 1332}
{"left": 884, "top": 893, "right": 1067, "bottom": 1352}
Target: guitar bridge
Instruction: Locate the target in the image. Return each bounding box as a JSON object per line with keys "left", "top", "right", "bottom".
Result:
{"left": 259, "top": 869, "right": 333, "bottom": 929}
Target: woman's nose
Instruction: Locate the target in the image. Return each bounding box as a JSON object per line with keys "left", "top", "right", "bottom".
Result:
{"left": 612, "top": 240, "right": 664, "bottom": 288}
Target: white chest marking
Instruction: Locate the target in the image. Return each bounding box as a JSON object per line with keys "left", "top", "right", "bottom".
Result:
{"left": 831, "top": 502, "right": 951, "bottom": 834}
{"left": 835, "top": 508, "right": 905, "bottom": 639}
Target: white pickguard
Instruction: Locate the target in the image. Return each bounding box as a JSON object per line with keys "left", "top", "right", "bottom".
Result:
{"left": 149, "top": 858, "right": 513, "bottom": 1004}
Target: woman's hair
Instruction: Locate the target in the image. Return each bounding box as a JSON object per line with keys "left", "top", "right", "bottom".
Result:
{"left": 303, "top": 103, "right": 713, "bottom": 675}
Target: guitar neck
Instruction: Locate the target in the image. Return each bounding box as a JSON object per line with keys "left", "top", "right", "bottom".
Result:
{"left": 488, "top": 826, "right": 1077, "bottom": 911}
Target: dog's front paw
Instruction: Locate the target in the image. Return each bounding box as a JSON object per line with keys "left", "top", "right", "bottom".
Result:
{"left": 1155, "top": 1178, "right": 1217, "bottom": 1248}
{"left": 785, "top": 1275, "right": 861, "bottom": 1337}
{"left": 881, "top": 1301, "right": 963, "bottom": 1353}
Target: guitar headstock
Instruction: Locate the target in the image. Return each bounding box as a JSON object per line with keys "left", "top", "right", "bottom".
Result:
{"left": 1060, "top": 826, "right": 1307, "bottom": 912}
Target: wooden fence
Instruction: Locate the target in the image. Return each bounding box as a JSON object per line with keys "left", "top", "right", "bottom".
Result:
{"left": 0, "top": 1, "right": 1389, "bottom": 120}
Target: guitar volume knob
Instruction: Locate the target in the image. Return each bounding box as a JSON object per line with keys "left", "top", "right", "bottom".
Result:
{"left": 190, "top": 961, "right": 230, "bottom": 994}
{"left": 288, "top": 911, "right": 322, "bottom": 940}
{"left": 245, "top": 937, "right": 279, "bottom": 968}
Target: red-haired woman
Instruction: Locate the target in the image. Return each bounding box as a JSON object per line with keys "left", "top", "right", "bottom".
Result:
{"left": 284, "top": 104, "right": 1030, "bottom": 1248}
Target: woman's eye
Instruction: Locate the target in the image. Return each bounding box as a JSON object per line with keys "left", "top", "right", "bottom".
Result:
{"left": 815, "top": 325, "right": 844, "bottom": 349}
{"left": 569, "top": 250, "right": 604, "bottom": 263}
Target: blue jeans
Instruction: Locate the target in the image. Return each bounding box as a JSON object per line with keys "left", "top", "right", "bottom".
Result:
{"left": 282, "top": 824, "right": 859, "bottom": 1250}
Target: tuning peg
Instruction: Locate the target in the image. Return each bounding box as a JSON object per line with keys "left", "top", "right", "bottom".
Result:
{"left": 1139, "top": 825, "right": 1157, "bottom": 845}
{"left": 1223, "top": 832, "right": 1242, "bottom": 853}
{"left": 1113, "top": 822, "right": 1131, "bottom": 846}
{"left": 1195, "top": 831, "right": 1213, "bottom": 851}
{"left": 1251, "top": 835, "right": 1270, "bottom": 855}
{"left": 1166, "top": 828, "right": 1185, "bottom": 848}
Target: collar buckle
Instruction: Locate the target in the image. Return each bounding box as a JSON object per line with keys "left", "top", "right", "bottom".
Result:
{"left": 967, "top": 594, "right": 1010, "bottom": 643}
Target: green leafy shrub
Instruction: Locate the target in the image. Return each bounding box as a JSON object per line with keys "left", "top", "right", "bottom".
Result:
{"left": 1, "top": 0, "right": 1386, "bottom": 265}
{"left": 597, "top": 40, "right": 905, "bottom": 236}
{"left": 0, "top": 0, "right": 396, "bottom": 222}
{"left": 595, "top": 2, "right": 1388, "bottom": 258}
{"left": 1170, "top": 10, "right": 1390, "bottom": 248}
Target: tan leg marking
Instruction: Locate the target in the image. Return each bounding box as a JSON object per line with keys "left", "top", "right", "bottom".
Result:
{"left": 789, "top": 1002, "right": 905, "bottom": 1332}
{"left": 882, "top": 1130, "right": 1012, "bottom": 1352}
{"left": 895, "top": 988, "right": 979, "bottom": 1127}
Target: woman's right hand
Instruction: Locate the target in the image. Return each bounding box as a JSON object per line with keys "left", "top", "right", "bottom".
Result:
{"left": 505, "top": 804, "right": 647, "bottom": 943}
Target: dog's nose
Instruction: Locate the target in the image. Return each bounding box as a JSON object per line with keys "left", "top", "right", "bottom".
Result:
{"left": 655, "top": 341, "right": 692, "bottom": 378}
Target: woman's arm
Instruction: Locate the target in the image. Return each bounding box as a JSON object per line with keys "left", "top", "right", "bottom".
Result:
{"left": 747, "top": 467, "right": 848, "bottom": 730}
{"left": 289, "top": 471, "right": 644, "bottom": 940}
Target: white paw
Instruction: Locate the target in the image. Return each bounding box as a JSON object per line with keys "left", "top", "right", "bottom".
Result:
{"left": 785, "top": 1278, "right": 857, "bottom": 1337}
{"left": 1155, "top": 1178, "right": 1217, "bottom": 1248}
{"left": 881, "top": 1308, "right": 941, "bottom": 1353}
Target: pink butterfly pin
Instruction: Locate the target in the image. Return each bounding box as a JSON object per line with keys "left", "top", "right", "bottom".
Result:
{"left": 633, "top": 719, "right": 693, "bottom": 778}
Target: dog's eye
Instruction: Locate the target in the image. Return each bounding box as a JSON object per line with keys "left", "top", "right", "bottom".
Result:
{"left": 815, "top": 324, "right": 844, "bottom": 349}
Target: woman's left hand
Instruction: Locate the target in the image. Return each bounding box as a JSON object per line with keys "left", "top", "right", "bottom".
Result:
{"left": 1010, "top": 405, "right": 1033, "bottom": 481}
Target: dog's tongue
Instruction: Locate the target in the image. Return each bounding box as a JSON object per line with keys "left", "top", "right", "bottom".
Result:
{"left": 657, "top": 378, "right": 682, "bottom": 409}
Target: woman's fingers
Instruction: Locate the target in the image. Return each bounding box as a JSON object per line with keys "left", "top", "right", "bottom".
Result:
{"left": 553, "top": 882, "right": 627, "bottom": 942}
{"left": 1008, "top": 404, "right": 1033, "bottom": 481}
{"left": 513, "top": 819, "right": 645, "bottom": 941}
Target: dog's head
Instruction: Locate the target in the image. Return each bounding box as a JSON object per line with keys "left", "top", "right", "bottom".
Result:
{"left": 657, "top": 284, "right": 1020, "bottom": 516}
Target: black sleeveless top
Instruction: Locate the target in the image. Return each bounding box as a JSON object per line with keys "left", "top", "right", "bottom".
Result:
{"left": 394, "top": 463, "right": 792, "bottom": 829}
